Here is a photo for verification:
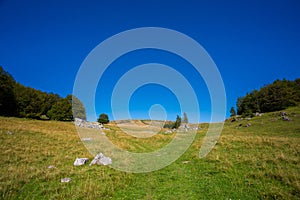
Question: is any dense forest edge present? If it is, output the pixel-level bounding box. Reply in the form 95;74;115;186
0;66;86;121
235;78;300;117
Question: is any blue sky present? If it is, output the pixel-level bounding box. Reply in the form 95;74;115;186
0;0;299;122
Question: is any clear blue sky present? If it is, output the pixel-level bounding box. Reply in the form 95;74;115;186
0;0;299;122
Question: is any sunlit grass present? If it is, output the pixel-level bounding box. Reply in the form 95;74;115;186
104;122;175;152
0;106;300;199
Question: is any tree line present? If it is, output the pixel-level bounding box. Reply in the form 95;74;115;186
0;66;86;121
235;78;300;117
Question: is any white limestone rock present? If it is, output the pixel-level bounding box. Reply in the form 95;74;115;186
89;153;112;166
73;158;89;166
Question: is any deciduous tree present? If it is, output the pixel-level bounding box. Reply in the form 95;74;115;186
98;113;109;124
0;66;17;116
183;112;188;123
230;107;236;117
47;98;73;121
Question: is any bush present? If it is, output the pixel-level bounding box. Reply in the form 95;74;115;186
98;113;109;124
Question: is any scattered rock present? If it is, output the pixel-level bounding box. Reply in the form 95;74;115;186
245;123;251;127
7;131;13;135
61;178;72;183
164;130;173;134
73;158;89;166
47;165;56;169
231;117;237;122
179;123;190;132
278;112;292;121
281;116;291;121
81;138;93;141
74;118;109;130
255;112;263;117
89;153;112;166
279;112;287;117
182;161;190;164
238;123;251;128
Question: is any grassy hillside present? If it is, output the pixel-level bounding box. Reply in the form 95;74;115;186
0;106;300;199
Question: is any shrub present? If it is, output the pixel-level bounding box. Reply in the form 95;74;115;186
98;113;109;124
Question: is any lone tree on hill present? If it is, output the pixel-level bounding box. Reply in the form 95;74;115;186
183;112;188;123
230;107;236;117
174;115;182;129
98;113;109;124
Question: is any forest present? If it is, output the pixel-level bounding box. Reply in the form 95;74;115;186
0;66;86;121
236;78;300;117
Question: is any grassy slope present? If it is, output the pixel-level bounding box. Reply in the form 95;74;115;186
0;106;299;199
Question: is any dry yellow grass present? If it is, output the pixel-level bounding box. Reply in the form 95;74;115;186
0;106;300;199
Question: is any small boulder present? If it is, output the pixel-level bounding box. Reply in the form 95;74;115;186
231;117;237;122
73;158;89;166
89;153;112;166
255;112;262;117
61;178;72;183
279;112;287;117
81;138;93;141
164;130;173;134
245;123;251;127
282;116;291;121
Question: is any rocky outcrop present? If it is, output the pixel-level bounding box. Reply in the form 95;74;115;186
279;112;292;121
74;118;109;130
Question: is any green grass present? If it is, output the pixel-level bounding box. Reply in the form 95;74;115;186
0;106;300;199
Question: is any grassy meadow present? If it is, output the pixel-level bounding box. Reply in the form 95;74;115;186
0;106;300;199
